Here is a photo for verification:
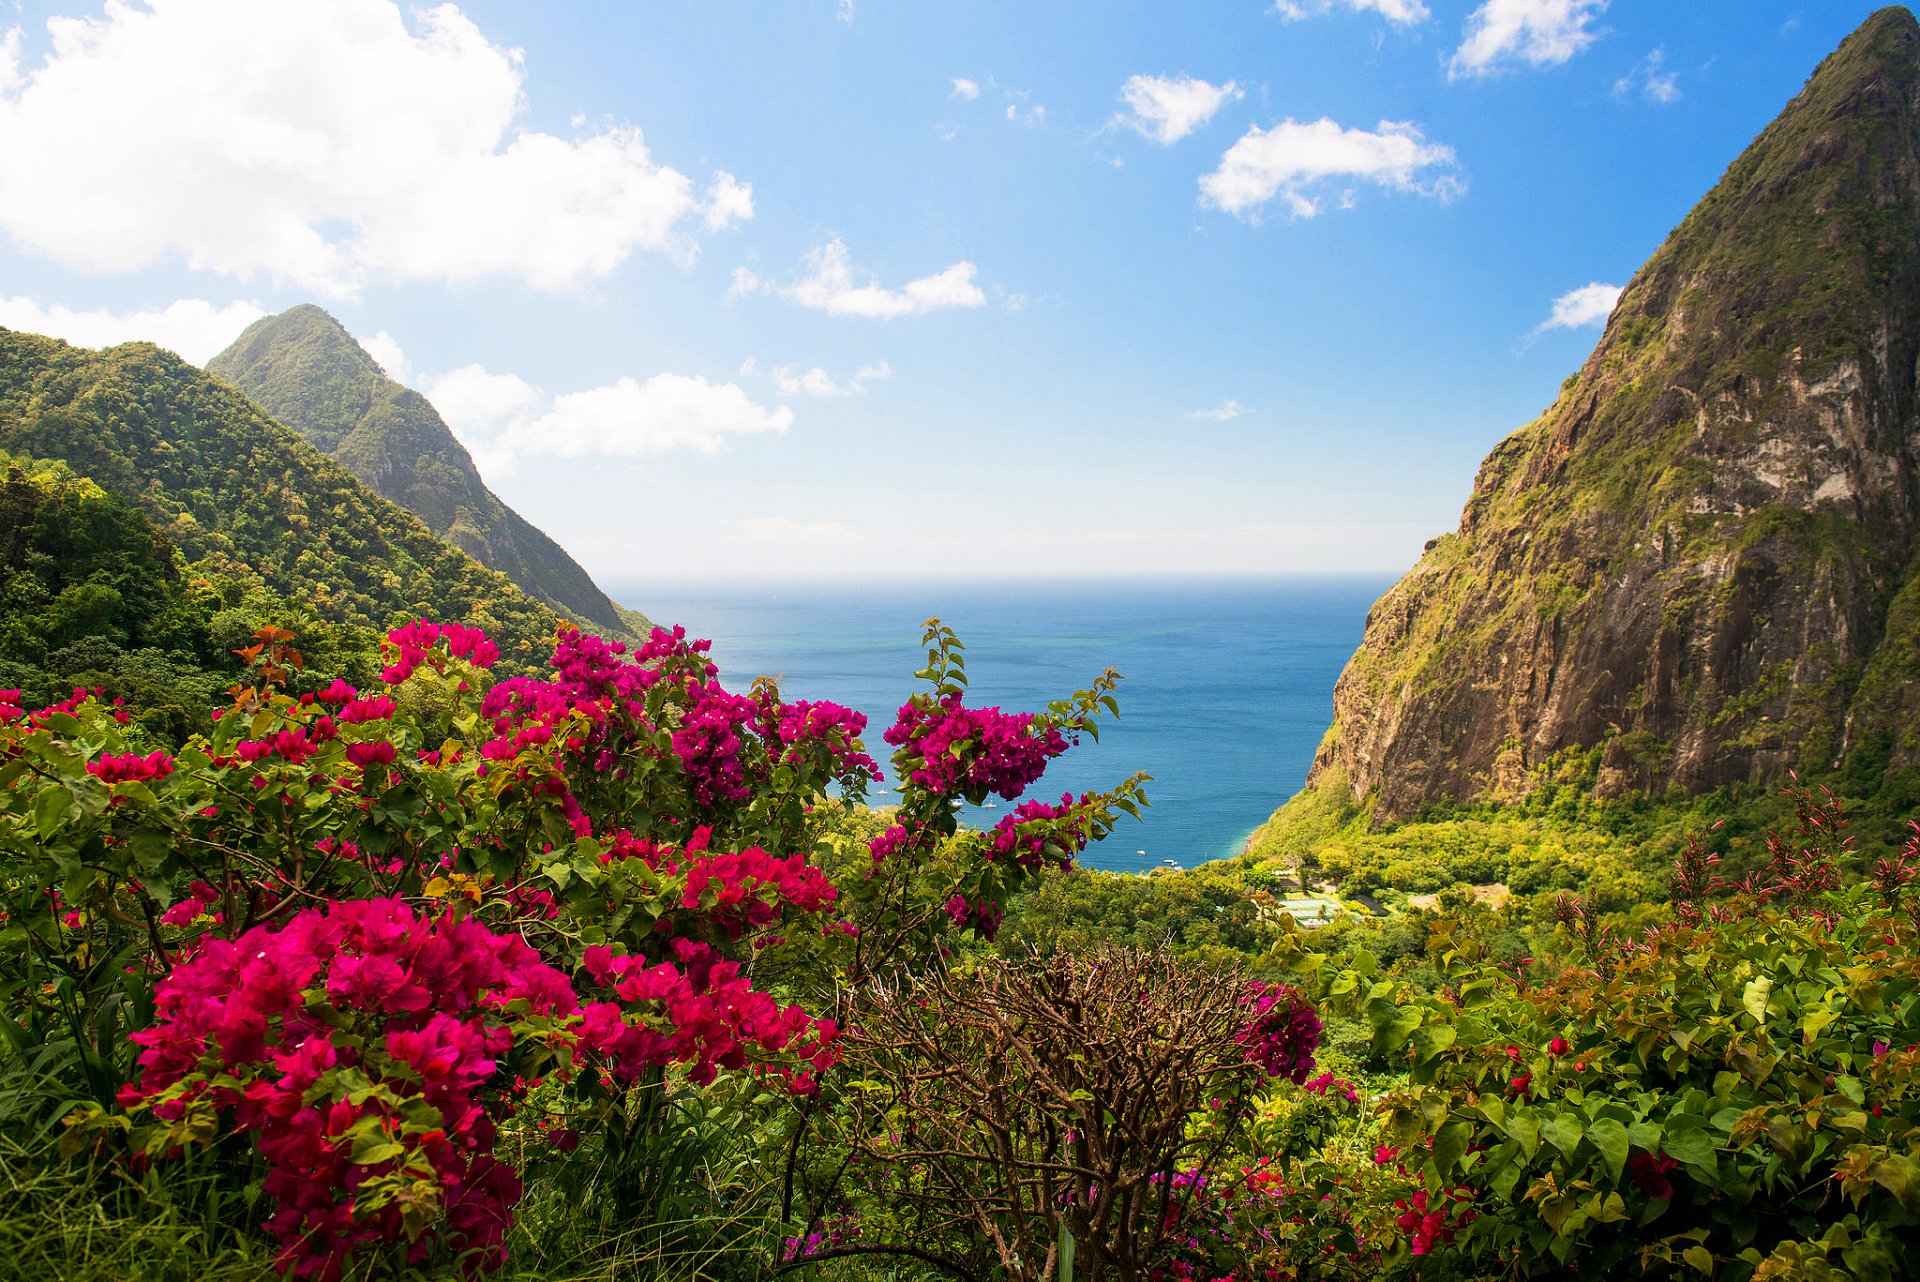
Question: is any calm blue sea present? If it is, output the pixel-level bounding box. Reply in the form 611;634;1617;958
602;577;1390;875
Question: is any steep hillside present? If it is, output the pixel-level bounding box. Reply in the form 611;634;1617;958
0;327;565;669
1284;7;1920;824
207;305;645;638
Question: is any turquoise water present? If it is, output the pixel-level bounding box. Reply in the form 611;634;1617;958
603;576;1390;874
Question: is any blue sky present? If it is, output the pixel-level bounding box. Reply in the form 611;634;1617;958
0;0;1892;585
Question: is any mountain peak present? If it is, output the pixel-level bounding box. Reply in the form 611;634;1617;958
208;307;644;638
1286;8;1920;824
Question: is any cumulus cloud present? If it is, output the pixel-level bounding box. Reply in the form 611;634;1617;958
0;0;749;295
1275;0;1430;25
1538;281;1622;331
950;76;980;100
1614;48;1680;103
0;295;263;364
1187;399;1248;421
1116;74;1242;145
0;26;20;94
701;173;755;231
772;361;892;397
356;330;414;384
423;363;790;475
745;239;987;319
1450;0;1607;79
1199;118;1461;220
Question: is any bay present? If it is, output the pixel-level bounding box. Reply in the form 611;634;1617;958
603;576;1390;874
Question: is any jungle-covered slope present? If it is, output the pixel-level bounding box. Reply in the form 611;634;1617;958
207;304;645;639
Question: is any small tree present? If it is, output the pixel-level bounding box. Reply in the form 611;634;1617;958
817;947;1321;1282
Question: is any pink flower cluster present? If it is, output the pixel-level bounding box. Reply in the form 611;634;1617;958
988;793;1095;869
157;880;223;929
943;892;1004;940
473;624;874;832
121;898;572;1278
234;728;324;766
883;693;1068;800
600;827;839;940
344;741;396;770
762;697;879;781
670;680;762;806
339;695;396;724
578;942;838;1092
122;892;839;1278
1393;1186;1475;1256
381;620;501;685
1301;1071;1359;1103
1234;983;1321;1084
87;750;176;784
6;685;128;730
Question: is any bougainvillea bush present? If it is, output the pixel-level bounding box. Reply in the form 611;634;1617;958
1309;788;1920;1281
0;616;1147;1277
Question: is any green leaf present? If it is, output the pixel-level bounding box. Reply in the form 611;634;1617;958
1872;1155;1920;1214
1801;1007;1839;1042
1683;1245;1714;1274
1541;1113;1585;1157
1433;1120;1472;1173
34;783;72;839
1661;1127;1718;1171
1587;1118;1629;1181
1742;976;1774;1024
1505;1111;1541;1159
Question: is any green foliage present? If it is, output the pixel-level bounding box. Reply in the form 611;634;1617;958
995;861;1294;965
1311;875;1920;1276
0;328;566;672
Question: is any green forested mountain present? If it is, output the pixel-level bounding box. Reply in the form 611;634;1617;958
1270;8;1920;829
0;327;568;676
207;305;646;638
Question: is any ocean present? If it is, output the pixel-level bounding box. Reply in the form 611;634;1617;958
603;576;1392;875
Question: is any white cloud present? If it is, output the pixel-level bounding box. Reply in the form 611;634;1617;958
1275;0;1430;26
1116;74;1242;145
837;0;854;22
0;295;263;364
424;364;545;441
1200;118;1461;220
0;26;20;95
727;265;763;299
1187;399;1248;421
356;330;413;384
1614;48;1679;103
737;516;854;543
702;173;754;231
1002;88;1046;126
950;77;980;100
750;239;987;319
0;0;749;295
772;361;892;397
423;363;790;475
1450;0;1607;79
1538;281;1622;331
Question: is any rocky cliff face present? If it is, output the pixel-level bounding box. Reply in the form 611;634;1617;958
208;306;645;638
1306;7;1920;823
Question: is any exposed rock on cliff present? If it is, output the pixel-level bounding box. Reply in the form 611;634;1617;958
1306;7;1920;823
